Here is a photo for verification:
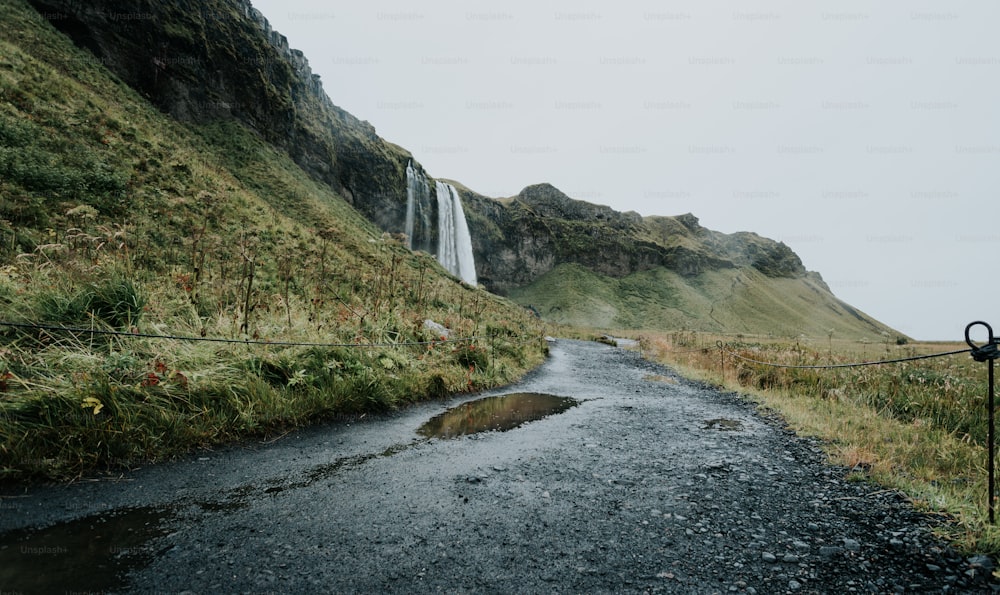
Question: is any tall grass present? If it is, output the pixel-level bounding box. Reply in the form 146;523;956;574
0;253;546;482
634;330;1000;553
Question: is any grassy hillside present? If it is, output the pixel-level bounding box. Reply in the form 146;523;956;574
0;0;545;481
511;263;898;341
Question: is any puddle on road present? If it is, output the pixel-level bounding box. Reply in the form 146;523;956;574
418;393;579;439
703;418;744;431
0;506;172;593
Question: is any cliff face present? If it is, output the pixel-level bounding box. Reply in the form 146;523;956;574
26;0;412;233
459;183;806;295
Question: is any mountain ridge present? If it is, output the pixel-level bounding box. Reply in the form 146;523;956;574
455;182;893;339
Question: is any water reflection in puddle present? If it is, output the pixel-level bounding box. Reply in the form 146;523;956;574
418;393;579;439
0;506;172;593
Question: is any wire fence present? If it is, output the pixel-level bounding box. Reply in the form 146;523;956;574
718;343;970;369
645;338;970;368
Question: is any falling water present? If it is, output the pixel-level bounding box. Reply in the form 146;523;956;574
404;161;432;252
435;181;477;285
449;184;478;285
405;161;416;249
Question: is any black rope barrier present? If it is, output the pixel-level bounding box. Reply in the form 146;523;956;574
718;343;968;370
656;345;711;355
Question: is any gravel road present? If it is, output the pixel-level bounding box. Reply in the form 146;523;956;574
1;339;996;594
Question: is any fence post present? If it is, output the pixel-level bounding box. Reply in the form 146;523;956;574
717;341;725;384
490;329;496;375
966;321;1000;524
991;357;996;525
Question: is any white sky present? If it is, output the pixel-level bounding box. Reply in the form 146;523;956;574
250;0;999;341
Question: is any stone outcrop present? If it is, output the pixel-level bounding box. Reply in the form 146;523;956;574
516;184;642;228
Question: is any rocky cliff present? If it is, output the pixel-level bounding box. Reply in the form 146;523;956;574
26;0;413;231
459;182;807;294
456;183;885;338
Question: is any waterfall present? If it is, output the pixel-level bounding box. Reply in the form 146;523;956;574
405;161;416;249
449;184;478;285
404;161;432;252
405;161;477;285
435;181;478;285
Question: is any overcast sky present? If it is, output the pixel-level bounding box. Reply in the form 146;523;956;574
250;0;998;341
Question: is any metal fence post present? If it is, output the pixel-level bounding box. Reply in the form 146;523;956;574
966;321;1000;524
991;357;996;525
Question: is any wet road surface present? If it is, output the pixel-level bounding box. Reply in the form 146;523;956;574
1;340;995;593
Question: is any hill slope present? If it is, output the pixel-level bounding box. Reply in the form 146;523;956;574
0;0;544;480
458;184;897;340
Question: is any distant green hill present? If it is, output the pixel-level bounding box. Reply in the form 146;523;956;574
509;264;892;340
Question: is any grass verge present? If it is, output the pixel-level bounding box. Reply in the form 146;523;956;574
0;259;547;482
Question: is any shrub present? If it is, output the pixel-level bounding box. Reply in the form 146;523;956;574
453;342;487;370
88;276;146;328
0;190;48;226
425;374;448;399
34;276;146;329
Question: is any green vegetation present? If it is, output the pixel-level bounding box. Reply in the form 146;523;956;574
511;263;895;341
0;0;545;481
635;331;1000;553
